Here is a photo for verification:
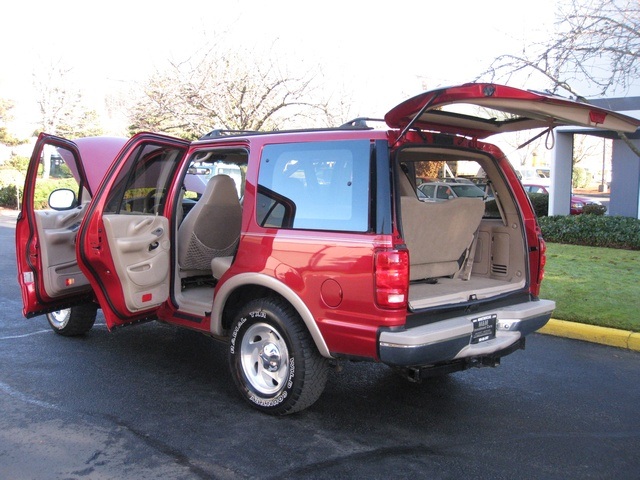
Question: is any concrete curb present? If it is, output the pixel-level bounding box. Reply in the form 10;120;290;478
539;319;640;352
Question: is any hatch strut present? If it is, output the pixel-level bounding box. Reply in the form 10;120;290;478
394;88;446;146
516;126;555;151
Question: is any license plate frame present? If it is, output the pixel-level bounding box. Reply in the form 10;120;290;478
471;314;497;344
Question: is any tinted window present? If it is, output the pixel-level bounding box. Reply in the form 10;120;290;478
257;140;371;232
104;144;185;215
419;184;435;198
436;186;451;199
450;184;486;198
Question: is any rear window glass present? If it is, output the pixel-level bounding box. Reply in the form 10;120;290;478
257;140;371;232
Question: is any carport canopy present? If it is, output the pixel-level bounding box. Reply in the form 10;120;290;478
551;96;640;218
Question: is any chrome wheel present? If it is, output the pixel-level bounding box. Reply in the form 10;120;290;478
239;322;289;396
229;297;328;415
45;304;97;336
47;308;71;330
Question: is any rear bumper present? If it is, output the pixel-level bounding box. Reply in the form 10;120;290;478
378;299;555;367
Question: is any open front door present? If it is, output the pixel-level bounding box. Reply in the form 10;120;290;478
16;134;96;318
77;134;189;329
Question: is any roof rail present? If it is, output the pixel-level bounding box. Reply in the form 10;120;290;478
199;129;262;140
197;120;384;140
339;118;385;129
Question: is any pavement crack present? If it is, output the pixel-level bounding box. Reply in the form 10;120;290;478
268;444;444;479
102;414;240;480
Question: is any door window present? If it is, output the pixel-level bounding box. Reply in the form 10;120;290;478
104;144;183;215
436;186;452;200
34;144;85;209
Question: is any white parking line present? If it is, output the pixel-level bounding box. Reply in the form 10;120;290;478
0;381;61;410
0;329;51;340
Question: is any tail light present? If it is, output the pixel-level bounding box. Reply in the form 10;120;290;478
374;248;409;309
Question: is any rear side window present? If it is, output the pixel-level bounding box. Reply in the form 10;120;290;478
256;140;371;232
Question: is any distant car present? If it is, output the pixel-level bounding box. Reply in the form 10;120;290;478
517;168;551;187
440;177;475;184
416;177;474;186
418;181;488;202
523;184;605;215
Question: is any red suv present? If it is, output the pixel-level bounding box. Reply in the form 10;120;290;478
16;84;640;414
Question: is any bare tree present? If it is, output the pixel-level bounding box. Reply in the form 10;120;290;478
482;0;639;100
34;60;74;136
479;0;640;155
128;47;344;140
0;98;23;146
33;60;103;177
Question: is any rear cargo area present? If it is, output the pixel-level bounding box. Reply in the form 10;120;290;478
397;147;528;311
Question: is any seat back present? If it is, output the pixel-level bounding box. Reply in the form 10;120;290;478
177;175;242;273
401;197;485;281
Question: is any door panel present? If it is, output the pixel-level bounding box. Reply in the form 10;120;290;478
34;203;91;298
102;214;170;312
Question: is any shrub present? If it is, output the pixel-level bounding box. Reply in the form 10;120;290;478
572;166;590;189
0;184;22;208
5;156;30;172
527;192;549;217
583;203;606;215
539;215;640;250
32;178;78;209
0;177;78;209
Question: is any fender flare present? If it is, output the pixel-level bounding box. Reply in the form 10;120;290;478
211;272;332;358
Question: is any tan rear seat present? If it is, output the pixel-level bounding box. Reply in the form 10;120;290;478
401;196;485;281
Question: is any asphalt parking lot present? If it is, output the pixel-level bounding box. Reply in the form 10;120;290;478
1;212;639;479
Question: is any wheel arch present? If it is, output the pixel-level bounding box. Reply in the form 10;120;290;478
211;273;332;358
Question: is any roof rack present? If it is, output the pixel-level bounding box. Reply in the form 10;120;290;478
198;119;384;141
339;118;386;129
199;129;262;140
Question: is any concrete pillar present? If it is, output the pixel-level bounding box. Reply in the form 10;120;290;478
549;131;573;216
609;137;640;218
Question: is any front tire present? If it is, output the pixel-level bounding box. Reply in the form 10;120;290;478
46;303;98;336
229;297;328;415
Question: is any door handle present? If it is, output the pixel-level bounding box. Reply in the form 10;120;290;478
148;241;159;251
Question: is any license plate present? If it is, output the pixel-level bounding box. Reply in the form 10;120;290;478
471;314;497;344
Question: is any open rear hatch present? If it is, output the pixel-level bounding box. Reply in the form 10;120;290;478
385;83;640;139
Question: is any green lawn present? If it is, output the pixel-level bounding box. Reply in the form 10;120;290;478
540;243;640;332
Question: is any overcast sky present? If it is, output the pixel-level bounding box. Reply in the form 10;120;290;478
3;0;556;136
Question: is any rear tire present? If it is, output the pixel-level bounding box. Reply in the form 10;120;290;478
228;297;328;415
46;303;98;336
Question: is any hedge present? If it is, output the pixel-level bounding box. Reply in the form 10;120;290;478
539;215;640;250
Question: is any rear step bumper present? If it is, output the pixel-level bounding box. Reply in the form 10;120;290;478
378;299;555;367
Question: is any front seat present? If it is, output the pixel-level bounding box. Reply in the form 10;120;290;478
177;174;242;277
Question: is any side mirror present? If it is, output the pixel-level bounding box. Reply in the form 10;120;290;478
49;188;77;210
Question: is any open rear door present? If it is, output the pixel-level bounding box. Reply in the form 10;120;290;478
385;83;640;139
16;134;95;317
76;133;189;329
